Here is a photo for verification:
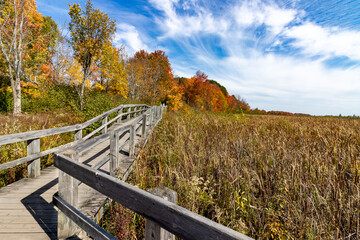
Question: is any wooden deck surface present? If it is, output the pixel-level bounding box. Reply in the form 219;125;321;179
0;118;146;239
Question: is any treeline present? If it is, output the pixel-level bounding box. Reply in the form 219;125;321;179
0;0;250;115
251;109;311;116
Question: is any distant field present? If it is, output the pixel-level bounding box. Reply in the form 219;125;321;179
103;110;360;239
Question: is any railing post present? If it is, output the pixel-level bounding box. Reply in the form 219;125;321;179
57;150;79;239
145;186;177;240
160;105;164;119
134;106;138;117
129;124;135;158
117;107;123;124
150;107;154;128
110;130;119;177
142;114;147;140
127;107;131;120
75;129;82;141
102;116;108;134
27;138;40;178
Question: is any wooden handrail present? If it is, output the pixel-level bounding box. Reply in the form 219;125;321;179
56;105;165;238
53;104;253;240
53;193;117;240
0;104;149;146
54;152;252;240
0;104;150;175
0;124;83;146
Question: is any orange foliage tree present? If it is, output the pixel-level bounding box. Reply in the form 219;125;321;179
127;50;175;104
175;71;250;112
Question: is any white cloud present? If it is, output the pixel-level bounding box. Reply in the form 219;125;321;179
210;53;360;115
149;0;229;37
148;0;360;115
114;23;149;53
284;22;360;60
233;1;297;35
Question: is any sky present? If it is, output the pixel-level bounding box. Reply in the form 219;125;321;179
36;0;360;116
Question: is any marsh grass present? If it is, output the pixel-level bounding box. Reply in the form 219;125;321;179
104;110;360;239
0;111;83;187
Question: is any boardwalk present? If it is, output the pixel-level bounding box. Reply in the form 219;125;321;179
0;118;145;239
0;105;251;240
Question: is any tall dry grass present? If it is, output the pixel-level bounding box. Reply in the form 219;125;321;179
104;110;360;239
0;111;83;187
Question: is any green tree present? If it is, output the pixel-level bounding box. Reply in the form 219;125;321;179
68;0;116;110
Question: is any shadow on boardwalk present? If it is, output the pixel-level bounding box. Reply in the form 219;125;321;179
21;178;58;240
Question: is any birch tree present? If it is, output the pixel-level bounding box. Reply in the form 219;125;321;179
0;0;35;114
0;0;57;114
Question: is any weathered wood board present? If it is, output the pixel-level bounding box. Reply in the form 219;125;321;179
0;116;147;239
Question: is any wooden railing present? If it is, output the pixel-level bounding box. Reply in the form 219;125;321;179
55;105;166;239
0;104;253;240
0;104;149;176
52;105;253;240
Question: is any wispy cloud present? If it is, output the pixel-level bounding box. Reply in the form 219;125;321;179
148;0;360;115
149;0;229;37
283;22;360;61
114;23;149;53
232;1;298;35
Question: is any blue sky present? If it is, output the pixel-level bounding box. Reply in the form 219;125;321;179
36;0;360;115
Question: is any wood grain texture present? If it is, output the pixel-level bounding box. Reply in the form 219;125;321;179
54;154;253;240
27;138;40;178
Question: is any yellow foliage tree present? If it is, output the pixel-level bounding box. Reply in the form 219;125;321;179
93;43;128;97
63;56;90;89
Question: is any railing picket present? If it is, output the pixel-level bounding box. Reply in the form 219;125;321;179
75;129;82;141
150;107;154;128
145;186;177;240
127;107;131;120
102;116;108;134
142;114;147;141
54;154;253;240
57;150;79;239
110;130;119;177
27;138;40;178
117;107;123;124
129;124;135;158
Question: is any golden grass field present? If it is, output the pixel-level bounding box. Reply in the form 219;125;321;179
103;110;359;240
1;109;359;239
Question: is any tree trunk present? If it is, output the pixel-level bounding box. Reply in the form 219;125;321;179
12;76;22;115
79;71;87;111
79;80;85;111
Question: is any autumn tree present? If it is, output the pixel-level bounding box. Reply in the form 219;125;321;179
127;50;174;104
126;54;142;100
48;36;70;84
0;0;56;114
68;0;116;110
92;43;128;97
176;71;250;112
24;16;59;85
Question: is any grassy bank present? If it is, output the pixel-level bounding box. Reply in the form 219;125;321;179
103;110;360;239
